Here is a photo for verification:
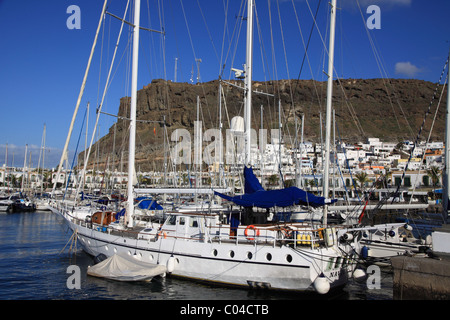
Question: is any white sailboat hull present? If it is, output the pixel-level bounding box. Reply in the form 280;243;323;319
52;205;355;292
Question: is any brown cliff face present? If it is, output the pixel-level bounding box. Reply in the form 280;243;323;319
78;78;446;171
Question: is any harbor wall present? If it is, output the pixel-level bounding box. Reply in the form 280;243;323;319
391;256;450;300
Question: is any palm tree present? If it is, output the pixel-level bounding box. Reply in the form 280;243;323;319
355;172;370;192
268;174;279;186
427;166;442;187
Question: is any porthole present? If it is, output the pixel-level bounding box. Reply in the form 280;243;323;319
149;254;154;261
229;250;235;258
286;254;293;263
247;252;253;260
212;249;218;257
128;250;132;256
113;247;117;253
266;253;272;261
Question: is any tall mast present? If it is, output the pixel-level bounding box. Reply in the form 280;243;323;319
42;124;46;194
127;0;141;228
244;0;254;166
21;144;28;192
443;48;450;223
52;0;108;197
322;0;337;226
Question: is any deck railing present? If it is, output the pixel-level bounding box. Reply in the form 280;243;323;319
51;201;343;250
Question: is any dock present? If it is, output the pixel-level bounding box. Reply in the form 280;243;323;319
391;224;450;300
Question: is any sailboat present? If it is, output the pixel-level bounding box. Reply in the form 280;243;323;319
51;0;362;293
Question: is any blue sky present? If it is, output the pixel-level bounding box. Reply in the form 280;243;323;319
0;0;449;168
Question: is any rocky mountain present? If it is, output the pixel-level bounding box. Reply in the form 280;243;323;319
78;78;447;171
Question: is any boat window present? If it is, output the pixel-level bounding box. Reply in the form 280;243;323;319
167;215;177;225
179;217;185;225
334;257;342;269
373;230;384;236
326;257;334;270
190;218;198;228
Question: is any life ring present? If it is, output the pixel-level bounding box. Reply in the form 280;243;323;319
244;225;260;241
158;230;167;239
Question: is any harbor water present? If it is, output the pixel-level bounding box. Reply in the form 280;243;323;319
0;211;394;301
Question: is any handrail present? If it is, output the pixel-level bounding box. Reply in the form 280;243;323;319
51;201;338;250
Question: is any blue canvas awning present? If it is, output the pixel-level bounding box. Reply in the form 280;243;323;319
215;166;335;209
215;186;335;208
135;197;163;210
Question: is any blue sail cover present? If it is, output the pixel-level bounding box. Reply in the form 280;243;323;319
215;166;335;208
135;197;163;210
244;166;264;194
215;187;335;208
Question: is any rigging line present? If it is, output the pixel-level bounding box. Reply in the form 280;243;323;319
152;0;171;120
253;4;277;135
178;2;213;127
404;76;447;226
156;0;167;79
97;10;106;110
219;0;230;76
292;0;321;85
275;0;296;147
64;107;88;201
290;0;323;114
355;0;411;134
226;0;246;83
179;0;198;64
301;0;365;137
167;0;182;79
197;0;220;65
324;3;366;135
77;0;130;197
334;77;365;136
254;5;271;83
267;0;279;96
335;118;361;203
105;10;165;34
392;56;449;203
221;0;245;80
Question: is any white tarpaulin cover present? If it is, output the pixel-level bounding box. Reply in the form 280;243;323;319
87;254;167;282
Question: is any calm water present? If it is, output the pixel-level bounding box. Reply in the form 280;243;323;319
0;211;393;301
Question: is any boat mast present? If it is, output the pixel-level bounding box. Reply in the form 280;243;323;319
443;48;450;223
244;0;254;166
21;144;28;192
41;124;46;194
127;0;141;228
52;0;108;197
322;0;337;226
